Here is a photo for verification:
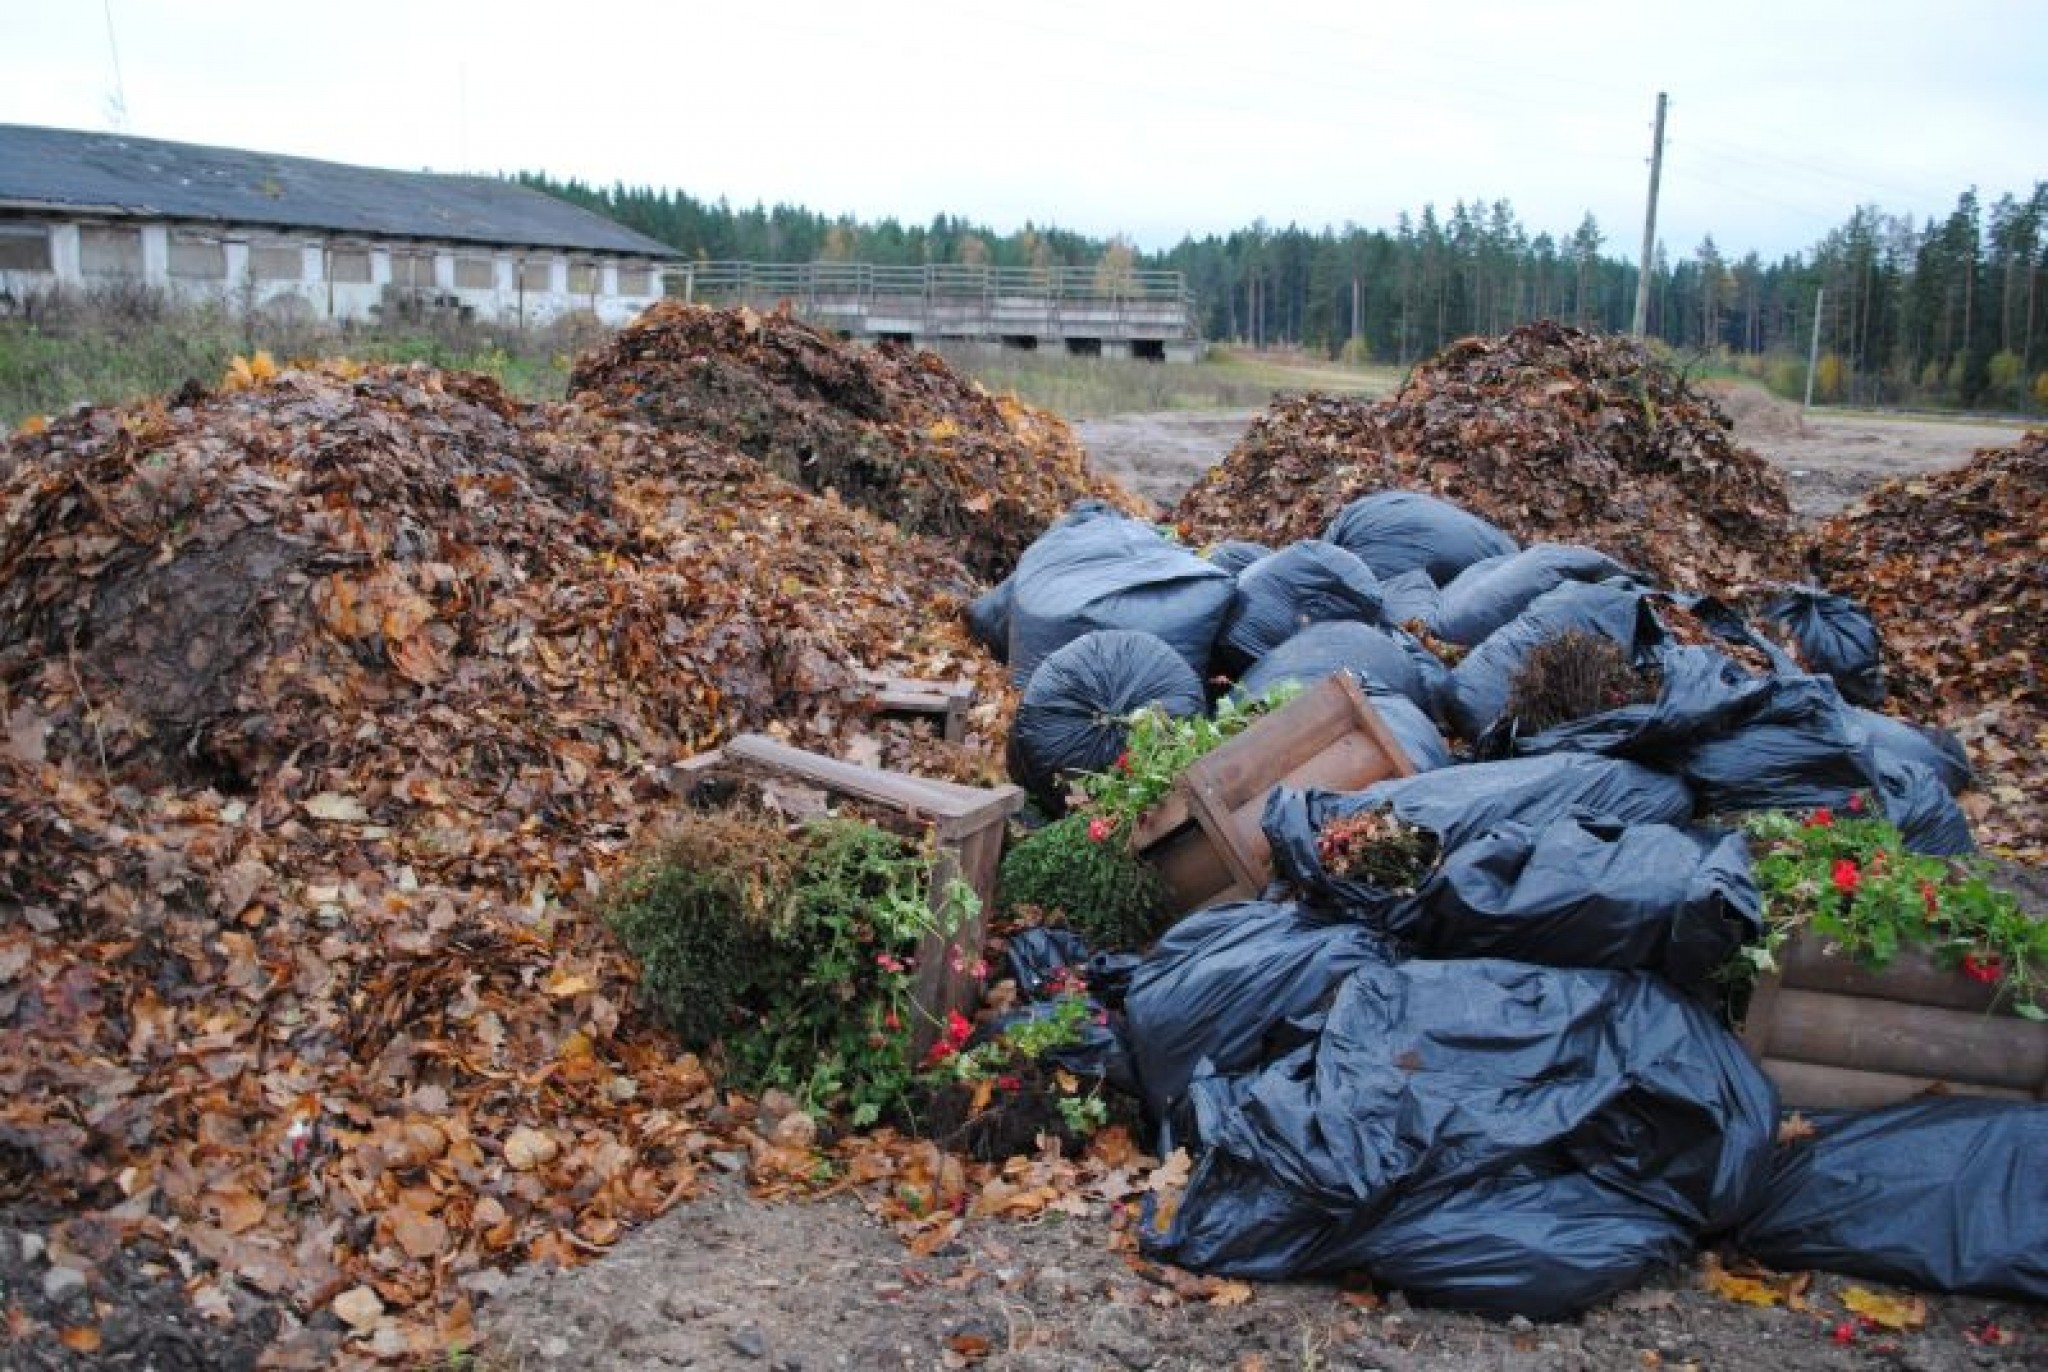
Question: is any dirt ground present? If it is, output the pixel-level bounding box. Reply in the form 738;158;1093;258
475;389;2048;1372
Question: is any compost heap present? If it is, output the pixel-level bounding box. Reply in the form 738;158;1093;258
1808;429;2048;861
1171;320;1799;589
0;343;1130;1360
570;300;1146;579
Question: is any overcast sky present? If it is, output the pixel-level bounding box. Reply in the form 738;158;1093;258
3;0;2042;265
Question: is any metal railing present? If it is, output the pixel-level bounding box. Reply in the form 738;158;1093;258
670;260;1198;339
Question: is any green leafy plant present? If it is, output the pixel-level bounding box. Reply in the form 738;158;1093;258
608;812;978;1127
1742;799;2046;1020
926;993;1113;1154
996;812;1168;949
1074;683;1300;838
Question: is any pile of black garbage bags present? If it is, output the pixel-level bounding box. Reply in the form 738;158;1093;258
979;490;2048;1319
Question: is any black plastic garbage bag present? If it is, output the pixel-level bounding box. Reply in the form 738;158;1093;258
1007;515;1236;686
1511;645;1782;762
1416;815;1760;989
1763;585;1885;707
966;574;1014;659
1008;630;1206;813
1433;544;1639;647
1377;568;1443;629
1237;620;1453;722
1852;707;1972;795
1873;754;1976;856
1123;901;1398;1119
1218;541;1385;671
1324;490;1520;584
1448;581;1662;740
1144;959;1779;1301
1004;926;1141;1009
1264;756;1694;920
1321;1171;1696;1320
1204;540;1272;576
1736;1100;2048;1302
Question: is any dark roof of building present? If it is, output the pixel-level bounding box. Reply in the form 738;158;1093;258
0;124;679;259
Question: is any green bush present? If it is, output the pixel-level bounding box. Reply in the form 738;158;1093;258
997;812;1168;950
608;811;977;1126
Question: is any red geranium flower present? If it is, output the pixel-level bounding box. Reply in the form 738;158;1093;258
1086;817;1114;843
1846;792;1866;814
1806;807;1834;828
1962;952;2004;984
1831;858;1860;897
1114;751;1132;773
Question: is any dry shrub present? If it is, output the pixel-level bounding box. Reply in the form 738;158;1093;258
1506;630;1657;732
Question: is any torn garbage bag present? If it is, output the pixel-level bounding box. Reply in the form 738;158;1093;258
1448;580;1662;740
1736;1099;2048;1302
1324;490;1519;584
1142;959;1778;1315
1236;619;1452;722
1432;543;1639;647
1006;514;1235;686
1217;540;1385;671
1123;901;1397;1120
1762;585;1885;707
1416;815;1760;989
1007;630;1205;814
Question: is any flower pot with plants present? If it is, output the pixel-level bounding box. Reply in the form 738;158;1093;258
1736;799;2048;1109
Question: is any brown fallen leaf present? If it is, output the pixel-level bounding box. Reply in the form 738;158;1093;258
59;1326;102;1354
331;1284;385;1331
1841;1285;1927;1331
1775;1112;1817;1145
502;1126;560;1172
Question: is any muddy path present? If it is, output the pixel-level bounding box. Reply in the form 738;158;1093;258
1076;392;2035;522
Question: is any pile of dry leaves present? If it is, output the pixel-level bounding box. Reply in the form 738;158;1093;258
0;342;1131;1362
570;301;1146;579
1807;430;2048;861
1171;320;1798;589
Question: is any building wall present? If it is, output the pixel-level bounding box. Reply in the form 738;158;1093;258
0;215;666;327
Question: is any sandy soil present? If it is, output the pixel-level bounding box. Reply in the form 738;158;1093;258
474;392;2048;1372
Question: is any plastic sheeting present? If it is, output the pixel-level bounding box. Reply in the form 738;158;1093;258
1323;490;1519;585
1006;515;1236;686
1432;544;1639;647
1763;585;1885;707
1143;958;1779;1317
1447;581;1661;740
1264;756;1695;920
1007;630;1206;813
1122;901;1397;1120
1236;620;1452;722
1218;540;1385;670
1417;815;1761;989
1736;1100;2048;1302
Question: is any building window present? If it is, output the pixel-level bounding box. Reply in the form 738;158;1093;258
566;261;597;295
250;244;304;281
326;248;372;284
389;251;436;288
169;231;226;279
79;225;145;276
518;258;553;292
454;257;495;290
616;264;654;296
0;223;52;272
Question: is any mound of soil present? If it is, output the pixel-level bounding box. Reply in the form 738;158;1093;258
0;356;1035;1363
1807;430;2048;860
570;301;1148;579
1172;321;1798;589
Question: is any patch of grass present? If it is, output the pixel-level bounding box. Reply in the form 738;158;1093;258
0;288;591;428
935;343;1397;418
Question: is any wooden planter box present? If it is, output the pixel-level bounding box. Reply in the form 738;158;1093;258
677;734;1022;1050
1129;672;1417;916
1741;933;2048;1109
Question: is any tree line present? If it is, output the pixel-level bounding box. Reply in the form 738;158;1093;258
522;172;2048;411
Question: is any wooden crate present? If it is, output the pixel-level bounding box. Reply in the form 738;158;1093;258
1129;673;1417;916
858;670;976;744
1741;934;2048;1109
678;734;1022;1046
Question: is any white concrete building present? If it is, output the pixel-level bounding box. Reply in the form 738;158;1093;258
0;124;678;327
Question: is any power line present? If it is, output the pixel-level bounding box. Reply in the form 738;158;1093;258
101;0;129;130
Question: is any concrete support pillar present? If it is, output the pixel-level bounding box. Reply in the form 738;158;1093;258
139;223;170;286
48;222;81;286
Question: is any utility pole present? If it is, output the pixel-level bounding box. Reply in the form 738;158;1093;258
1630;91;1667;339
1804;286;1825;410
